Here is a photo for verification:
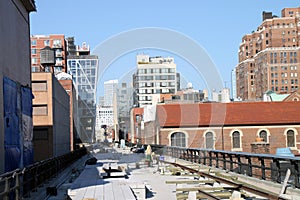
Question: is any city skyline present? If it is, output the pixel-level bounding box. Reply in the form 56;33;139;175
30;1;300;100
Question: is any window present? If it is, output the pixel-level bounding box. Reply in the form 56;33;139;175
53;39;61;47
205;132;214;149
171;132;186;147
232;131;241;148
31;58;37;64
31;40;36;46
259;130;268;142
33;128;48;140
287;130;295;147
44;40;50;46
32;81;47;91
31;49;37;55
33;105;48;115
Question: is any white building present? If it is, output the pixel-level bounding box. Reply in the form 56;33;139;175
212;88;231;103
133;54;179;107
104;79;118;106
95;105;114;142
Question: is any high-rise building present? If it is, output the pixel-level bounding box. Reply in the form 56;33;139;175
67;39;98;143
117;83;134;138
95;105;114;142
104;79;118;106
30;34;67;73
133;54;180;107
236;7;300;101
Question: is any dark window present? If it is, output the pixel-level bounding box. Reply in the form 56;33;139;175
287;130;295;147
232;131;241;148
259;130;268;142
205;132;214;149
171;132;186;147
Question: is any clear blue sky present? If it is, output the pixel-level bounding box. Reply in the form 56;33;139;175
30;1;300;99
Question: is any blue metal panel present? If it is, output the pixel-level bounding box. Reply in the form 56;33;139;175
21;86;34;167
3;77;21;172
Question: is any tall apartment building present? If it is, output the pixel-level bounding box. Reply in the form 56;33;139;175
67;38;98;143
104;79;118;106
117;83;134;137
236;7;300;101
30;34;67;73
32;73;70;162
133;54;180;107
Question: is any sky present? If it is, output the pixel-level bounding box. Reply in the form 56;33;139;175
30;1;300;100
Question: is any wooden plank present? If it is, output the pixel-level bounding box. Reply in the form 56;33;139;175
176;191;232;199
104;182;114;200
112;182;126;199
94;183;104;200
176;186;237;192
166;180;215;184
83;185;96;199
120;184;136;200
73;188;87;200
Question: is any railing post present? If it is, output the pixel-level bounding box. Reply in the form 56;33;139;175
15;172;20;200
229;154;233;171
203;150;207;165
274;159;281;183
237;155;242;174
209;151;212;167
3;177;10;200
247;156;252;177
215;152;219;168
222;153;226;170
260;157;266;180
196;150;200;164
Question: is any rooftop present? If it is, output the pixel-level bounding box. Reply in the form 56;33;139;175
157;101;300;127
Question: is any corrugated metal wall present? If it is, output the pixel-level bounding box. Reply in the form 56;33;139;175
4;77;33;172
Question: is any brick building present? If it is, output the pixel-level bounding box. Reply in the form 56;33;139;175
31;34;67;73
236;7;300;101
154;101;300;155
32;73;70;162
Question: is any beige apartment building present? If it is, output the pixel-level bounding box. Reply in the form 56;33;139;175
236;7;300;100
32;73;70;162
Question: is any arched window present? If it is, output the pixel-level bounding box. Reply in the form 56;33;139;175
259;130;268;142
287;130;295;147
205;132;214;149
232;131;241;148
171;132;186;147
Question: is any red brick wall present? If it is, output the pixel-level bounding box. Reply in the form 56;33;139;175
159;126;300;155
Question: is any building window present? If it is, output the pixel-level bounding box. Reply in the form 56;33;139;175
44;40;50;46
259;130;268;142
232;131;241;149
31;40;37;46
31;58;37;64
170;132;186;147
33;105;48;115
205;132;214;149
32;81;47;91
287;130;295;148
53;39;62;48
33;128;48;140
31;49;37;55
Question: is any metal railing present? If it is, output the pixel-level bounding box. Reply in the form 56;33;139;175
161;146;300;189
0;147;87;199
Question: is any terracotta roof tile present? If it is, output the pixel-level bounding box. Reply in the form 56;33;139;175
157;101;300;127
